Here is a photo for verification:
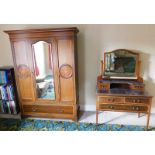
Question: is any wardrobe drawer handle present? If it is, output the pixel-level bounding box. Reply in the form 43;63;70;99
56;109;64;113
32;108;37;112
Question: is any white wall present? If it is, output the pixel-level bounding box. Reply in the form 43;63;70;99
0;24;155;113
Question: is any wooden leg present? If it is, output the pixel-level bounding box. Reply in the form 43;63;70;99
96;110;98;125
72;116;78;122
146;112;151;131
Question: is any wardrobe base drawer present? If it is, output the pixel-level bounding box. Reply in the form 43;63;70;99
22;105;73;114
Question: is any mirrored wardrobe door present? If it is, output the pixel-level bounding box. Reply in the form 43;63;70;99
32;41;56;100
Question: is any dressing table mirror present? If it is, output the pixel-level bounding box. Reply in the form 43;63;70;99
104;49;139;79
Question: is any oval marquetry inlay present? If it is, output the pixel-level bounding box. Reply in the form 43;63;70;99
59;64;73;79
17;64;31;78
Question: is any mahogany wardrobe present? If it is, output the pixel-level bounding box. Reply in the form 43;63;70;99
5;27;79;121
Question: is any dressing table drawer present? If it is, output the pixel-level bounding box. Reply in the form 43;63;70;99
125;97;150;104
98;96;124;103
23;105;73;114
99;104;148;112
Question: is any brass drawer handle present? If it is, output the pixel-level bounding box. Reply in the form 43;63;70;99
132;106;139;110
136;107;139;110
56;109;64;113
132;107;135;110
109;105;114;109
32;108;37;112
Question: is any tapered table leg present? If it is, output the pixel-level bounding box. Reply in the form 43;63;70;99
96;110;98;125
146;112;151;131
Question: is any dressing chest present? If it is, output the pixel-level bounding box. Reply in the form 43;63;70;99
96;49;152;130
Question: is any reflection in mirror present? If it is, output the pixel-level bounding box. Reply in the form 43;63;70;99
32;41;55;100
104;50;138;78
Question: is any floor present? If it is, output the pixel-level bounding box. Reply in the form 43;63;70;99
44;111;155;127
0;111;155;131
79;111;155;127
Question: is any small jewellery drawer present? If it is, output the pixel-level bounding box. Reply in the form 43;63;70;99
23;105;73;114
99;104;148;112
130;84;145;90
97;82;110;91
125;97;149;104
98;96;124;103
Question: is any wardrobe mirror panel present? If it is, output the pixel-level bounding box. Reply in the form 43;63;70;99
32;41;55;100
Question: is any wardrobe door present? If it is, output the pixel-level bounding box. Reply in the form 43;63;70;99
57;38;75;103
12;41;35;102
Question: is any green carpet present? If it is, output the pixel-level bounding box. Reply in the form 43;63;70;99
0;118;155;131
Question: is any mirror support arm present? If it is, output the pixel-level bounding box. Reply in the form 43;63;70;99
137;60;143;82
100;60;104;76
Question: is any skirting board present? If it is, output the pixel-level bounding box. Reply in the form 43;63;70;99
80;104;155;114
80;104;96;111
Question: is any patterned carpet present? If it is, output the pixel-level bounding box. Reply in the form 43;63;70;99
0;118;155;131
